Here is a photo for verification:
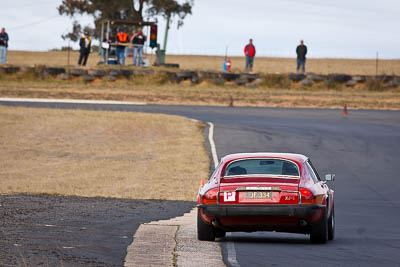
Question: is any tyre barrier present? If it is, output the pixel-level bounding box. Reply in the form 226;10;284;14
88;69;107;77
0;66;20;74
307;73;325;82
0;65;398;89
327;74;352;83
221;72;240;81
69;68;86;76
177;71;197;80
198;71;219;80
109;69;123;77
45;67;65;76
288;73;306;81
240;73;259;82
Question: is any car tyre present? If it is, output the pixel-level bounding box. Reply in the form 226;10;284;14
310;209;328;244
197;209;216;241
215;228;226;238
328;205;335;241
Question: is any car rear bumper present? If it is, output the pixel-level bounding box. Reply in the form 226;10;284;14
197;204;325;217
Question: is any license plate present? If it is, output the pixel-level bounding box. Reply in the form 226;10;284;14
246;191;272;199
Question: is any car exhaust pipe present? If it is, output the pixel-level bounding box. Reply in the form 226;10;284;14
211;218;219;228
212;218;228;231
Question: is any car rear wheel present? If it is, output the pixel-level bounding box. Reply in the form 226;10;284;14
197;209;216;241
328;206;335;241
215;228;226;238
310;209;328;244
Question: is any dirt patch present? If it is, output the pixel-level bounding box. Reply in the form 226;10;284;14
0;106;209;201
0;194;194;266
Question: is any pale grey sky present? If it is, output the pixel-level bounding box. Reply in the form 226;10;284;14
1;0;399;58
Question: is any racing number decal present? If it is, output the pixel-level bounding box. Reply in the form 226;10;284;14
224;191;236;202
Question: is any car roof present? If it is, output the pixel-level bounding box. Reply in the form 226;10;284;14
220;153;308;164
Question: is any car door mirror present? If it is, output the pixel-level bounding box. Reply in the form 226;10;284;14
325;174;335;181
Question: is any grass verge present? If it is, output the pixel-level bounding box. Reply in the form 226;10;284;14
0;106;209;201
0;76;399;110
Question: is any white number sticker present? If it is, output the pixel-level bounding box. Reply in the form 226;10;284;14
224;191;236;202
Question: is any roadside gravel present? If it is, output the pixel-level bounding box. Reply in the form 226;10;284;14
0;194;194;266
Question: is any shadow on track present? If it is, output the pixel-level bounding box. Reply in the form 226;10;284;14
221;232;311;245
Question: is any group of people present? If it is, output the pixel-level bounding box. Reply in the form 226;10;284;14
3;24;309;73
78;27;147;67
101;28;147;66
0;28;9;64
243;39;308;73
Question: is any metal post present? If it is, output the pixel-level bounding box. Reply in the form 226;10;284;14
376;51;379;76
67;40;70;75
163;13;171;51
100;22;104;63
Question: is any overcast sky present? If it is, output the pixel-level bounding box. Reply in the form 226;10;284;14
1;0;399;58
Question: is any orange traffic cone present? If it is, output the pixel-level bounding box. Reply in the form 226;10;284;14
342;104;348;116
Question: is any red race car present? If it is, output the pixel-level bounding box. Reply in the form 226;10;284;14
197;153;335;243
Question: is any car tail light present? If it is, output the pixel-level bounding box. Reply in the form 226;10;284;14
300;188;316;204
202;188;218;204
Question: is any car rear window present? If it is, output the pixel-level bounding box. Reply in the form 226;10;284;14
224;159;299;177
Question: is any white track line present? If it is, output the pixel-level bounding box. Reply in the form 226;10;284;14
208;122;219;168
207;122;240;267
0;97;146;105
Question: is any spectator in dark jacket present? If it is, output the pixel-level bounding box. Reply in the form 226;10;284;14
296;40;307;73
78;32;91;66
244;39;256;72
0;27;9;64
130;27;146;66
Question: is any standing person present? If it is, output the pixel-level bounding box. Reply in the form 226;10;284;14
296;40;308;73
0;28;9;64
78;31;91;66
130;27;146;66
116;30;128;65
244;39;256;72
102;32;112;64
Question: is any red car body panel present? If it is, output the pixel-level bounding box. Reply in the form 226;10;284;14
197;153;334;235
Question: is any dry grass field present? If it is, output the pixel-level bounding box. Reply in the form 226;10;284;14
7;50;400;75
0;106;209;201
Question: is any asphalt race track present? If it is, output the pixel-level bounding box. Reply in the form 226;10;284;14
1;100;400;266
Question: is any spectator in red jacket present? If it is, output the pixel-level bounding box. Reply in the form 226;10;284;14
244;39;256;72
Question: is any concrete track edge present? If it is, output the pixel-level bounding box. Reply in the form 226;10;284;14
124;122;226;266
